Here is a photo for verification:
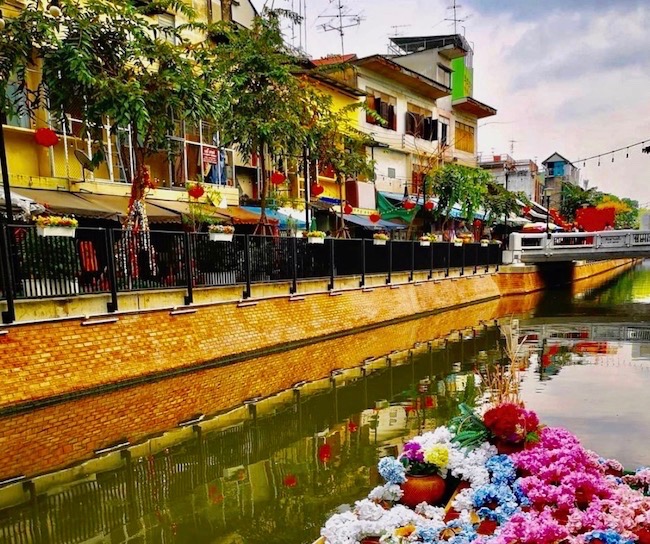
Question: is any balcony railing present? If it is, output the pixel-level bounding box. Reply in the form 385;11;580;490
0;225;502;321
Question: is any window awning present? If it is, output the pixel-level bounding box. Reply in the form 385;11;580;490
13;188;119;219
75;194;181;223
343;213;406;230
223;206;274;225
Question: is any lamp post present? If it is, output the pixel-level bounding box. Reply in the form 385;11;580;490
0;109;16;323
543;187;553;240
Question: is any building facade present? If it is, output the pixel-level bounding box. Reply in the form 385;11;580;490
542;152;581;209
479;154;543;202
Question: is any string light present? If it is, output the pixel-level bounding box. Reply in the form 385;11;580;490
597;157;600;166
626;148;629;158
611;154;614;163
573;137;650;165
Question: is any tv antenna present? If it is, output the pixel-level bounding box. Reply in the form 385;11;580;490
445;0;467;34
509;139;517;155
318;0;362;56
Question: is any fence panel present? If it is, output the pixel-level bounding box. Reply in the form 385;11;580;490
296;237;330;279
332;238;363;276
191;232;244;287
364;239;390;274
390;241;412;273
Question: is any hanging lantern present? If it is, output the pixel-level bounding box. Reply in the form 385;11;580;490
424;199;435;211
318;443;332;463
187;183;205;199
369;212;381;223
270;171;286;185
403;199;416;210
343;202;353;215
34;127;60;147
311;183;325;196
283;474;298;487
348;421;358;433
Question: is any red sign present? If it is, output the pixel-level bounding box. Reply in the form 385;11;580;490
202;146;218;165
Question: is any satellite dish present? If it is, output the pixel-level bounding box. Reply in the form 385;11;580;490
74;149;96;183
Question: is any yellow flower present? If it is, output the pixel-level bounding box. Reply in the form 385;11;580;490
423;444;449;469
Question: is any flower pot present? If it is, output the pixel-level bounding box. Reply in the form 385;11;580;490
308;237;325;244
373;239;387;246
209;232;234;242
399;474;446;508
480;240;489;247
37;226;76;238
419;241;431;247
453;240;463;247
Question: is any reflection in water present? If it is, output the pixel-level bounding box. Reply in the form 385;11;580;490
0;330;502;544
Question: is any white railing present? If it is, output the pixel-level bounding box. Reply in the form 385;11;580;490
503;229;650;264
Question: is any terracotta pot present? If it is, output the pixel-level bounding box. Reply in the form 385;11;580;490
493;439;525;455
400;474;446;508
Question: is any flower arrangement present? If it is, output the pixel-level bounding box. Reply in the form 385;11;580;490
419;233;435;242
208;223;235;234
319;404;650;544
33;215;78;228
306;230;327;238
373;232;390;241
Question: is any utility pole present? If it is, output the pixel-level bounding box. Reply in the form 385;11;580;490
318;0;362;56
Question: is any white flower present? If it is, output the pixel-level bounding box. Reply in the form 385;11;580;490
368;484;404;502
355;499;387;521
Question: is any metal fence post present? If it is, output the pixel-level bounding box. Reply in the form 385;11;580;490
484;243;489;273
446;242;450;277
386;240;392;284
460;243;465;276
0;223;15;324
428;242;434;280
474;244;478;274
359;238;366;287
105;228;119;313
409;240;414;282
183;231;194;305
243;234;251;299
328;238;335;291
290;236;297;294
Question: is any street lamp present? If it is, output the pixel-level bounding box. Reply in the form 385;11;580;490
543;187;553;239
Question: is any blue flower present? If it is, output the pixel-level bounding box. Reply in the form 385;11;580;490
485;455;517;485
414;526;438;543
377;456;406;485
584;529;634;544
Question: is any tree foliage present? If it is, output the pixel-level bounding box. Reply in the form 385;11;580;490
428;164;491;224
560;182;602;222
483;182;528;226
597;195;639;229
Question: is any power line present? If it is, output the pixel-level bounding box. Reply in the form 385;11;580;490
574;138;650;166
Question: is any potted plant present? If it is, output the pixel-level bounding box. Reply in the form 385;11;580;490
373;232;390;246
419;233;435;247
208;223;235;242
481;238;490;247
396;440;450;508
306;230;326;244
453;237;464;247
33;215;78;238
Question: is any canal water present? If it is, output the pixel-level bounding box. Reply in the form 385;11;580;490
1;262;649;544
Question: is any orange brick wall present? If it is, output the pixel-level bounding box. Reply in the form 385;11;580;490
0;294;541;479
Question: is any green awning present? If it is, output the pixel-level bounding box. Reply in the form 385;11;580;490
376;191;419;222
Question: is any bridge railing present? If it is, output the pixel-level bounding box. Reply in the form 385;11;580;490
504;229;647;264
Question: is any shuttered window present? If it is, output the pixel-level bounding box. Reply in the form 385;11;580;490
365;88;397;131
455;121;475;153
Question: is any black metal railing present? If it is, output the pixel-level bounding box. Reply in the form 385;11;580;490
0;225;503;321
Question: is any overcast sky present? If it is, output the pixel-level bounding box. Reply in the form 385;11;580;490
254;0;650;205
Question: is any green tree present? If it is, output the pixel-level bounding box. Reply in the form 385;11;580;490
428;164;491;227
560;182;601;222
0;0;221;230
208;9;324;234
483;182;528;228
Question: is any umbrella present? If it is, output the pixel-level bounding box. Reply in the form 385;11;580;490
521;221;561;233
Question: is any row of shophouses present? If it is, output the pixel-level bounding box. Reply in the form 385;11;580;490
3;0;500;234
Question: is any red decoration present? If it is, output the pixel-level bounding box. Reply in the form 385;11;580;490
187;184;205;199
311;183;325;196
369;212;381;223
34;128;59;147
424;200;435;211
403;199;416;210
347;421;358;433
270;171;286;185
343;202;353;215
522;206;531;215
318;443;332;463
283;474;298;487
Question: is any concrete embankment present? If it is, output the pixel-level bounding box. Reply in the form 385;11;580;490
0;259;636;414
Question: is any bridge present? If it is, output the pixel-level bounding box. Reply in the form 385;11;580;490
518;321;650;345
502;229;650;264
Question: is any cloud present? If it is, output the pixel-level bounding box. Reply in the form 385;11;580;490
465;0;647;20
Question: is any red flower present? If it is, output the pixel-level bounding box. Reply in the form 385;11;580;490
483;403;539;444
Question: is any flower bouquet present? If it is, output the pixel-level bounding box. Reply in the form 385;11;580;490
208;223;235;242
373;232;389;245
33;215;78;237
419;233;435;247
307;230;326;244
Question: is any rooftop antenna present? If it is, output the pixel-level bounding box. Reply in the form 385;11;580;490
318;0;362;56
509;139;517;155
445;0;467;34
387;24;411;53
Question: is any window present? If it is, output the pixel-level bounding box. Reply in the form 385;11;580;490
4;82;31;129
387;167;396;178
365;87;397;131
455;121;475;153
157;13;176;45
439;119;449;146
405;103;437;141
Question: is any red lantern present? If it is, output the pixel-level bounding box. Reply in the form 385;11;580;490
187;184;205;199
403;199;416;210
343;202;353;215
283;474;298;487
424;200;435;211
34;127;59;147
369;212;381;223
318;443;332;463
311;183;325;196
348;421;358;433
270;171;286;185
522;206;531;215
